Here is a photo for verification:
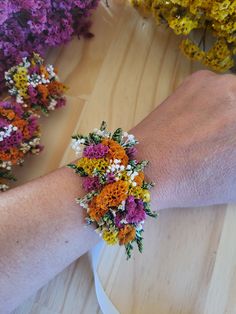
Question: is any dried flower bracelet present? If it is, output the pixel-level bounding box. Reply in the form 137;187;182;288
5;53;67;115
0;53;67;191
68;122;157;259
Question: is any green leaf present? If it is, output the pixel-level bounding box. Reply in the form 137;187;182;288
142;181;155;190
89;133;102;144
112;127;123;143
136;160;149;171
0;170;16;181
71;135;90;145
75;167;88;177
100;121;107;131
125;242;133;260
67;163;77;170
144;202;158;218
136;237;143;253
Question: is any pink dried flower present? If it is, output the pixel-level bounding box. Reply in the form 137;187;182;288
83;143;109;159
125;196;146;224
126;147;137;160
83;176;101;192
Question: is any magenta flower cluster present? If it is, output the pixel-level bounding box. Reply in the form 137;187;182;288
83;143;109;159
82;176;101;192
0;0;100;89
115;195;146;227
126;147;137;160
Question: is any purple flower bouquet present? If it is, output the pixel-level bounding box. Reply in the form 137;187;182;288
0;0;99;89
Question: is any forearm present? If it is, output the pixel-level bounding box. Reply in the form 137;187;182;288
0;121;169;313
0;167;100;313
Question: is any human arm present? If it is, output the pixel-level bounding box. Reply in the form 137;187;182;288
1;70;236;312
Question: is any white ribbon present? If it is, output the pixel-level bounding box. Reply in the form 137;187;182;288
90;242;120;314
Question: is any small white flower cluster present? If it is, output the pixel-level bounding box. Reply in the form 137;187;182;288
106;159;125;181
21;57;31;69
27;73;50;88
0;184;9;192
20;137;41;154
71;138;86;156
77;191;97;210
46;65;57;80
0;124;17;142
16;94;24;104
93;128;110;138
106;159;139;187
126;165;139;187
0;160;12;171
122;132;137;146
118;200;126;210
48;99;57;111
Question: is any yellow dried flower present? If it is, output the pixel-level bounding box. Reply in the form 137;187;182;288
102;230;118;245
130;0;236;72
180;38;205;61
77;157;109;175
129;185;150;201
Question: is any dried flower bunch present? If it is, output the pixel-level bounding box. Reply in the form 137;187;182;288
5;53;67;115
0;100;42;191
69;122;157;259
0;53;67;191
130;0;236;72
0;0;99;89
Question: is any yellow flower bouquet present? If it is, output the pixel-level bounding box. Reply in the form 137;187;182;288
130;0;236;72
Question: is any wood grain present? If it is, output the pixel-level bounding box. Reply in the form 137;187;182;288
11;1;234;314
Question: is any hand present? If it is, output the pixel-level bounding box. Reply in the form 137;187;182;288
132;70;236;209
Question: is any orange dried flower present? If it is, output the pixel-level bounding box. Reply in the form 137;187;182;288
7;148;24;164
118;225;136;245
99;180;128;208
88;196;109;222
37;84;49;103
12;119;27;131
0;152;10;161
23;128;30;139
6;110;15;120
47;81;67;95
134;171;144;186
102;138;128;166
40;65;49;79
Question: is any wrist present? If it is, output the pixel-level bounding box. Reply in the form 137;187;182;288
131;122;173;210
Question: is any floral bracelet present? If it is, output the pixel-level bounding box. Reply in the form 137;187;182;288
0;53;67;191
68;122;157;259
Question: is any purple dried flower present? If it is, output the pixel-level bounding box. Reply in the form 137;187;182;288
126;147;137;160
125;196;146;224
83;143;109;159
115;212;126;229
0;0;100;89
106;172;116;184
82;176;101;192
56;98;66;108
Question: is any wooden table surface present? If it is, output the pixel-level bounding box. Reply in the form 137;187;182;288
11;1;236;314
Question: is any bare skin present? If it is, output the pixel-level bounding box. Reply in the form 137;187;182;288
1;70;236;312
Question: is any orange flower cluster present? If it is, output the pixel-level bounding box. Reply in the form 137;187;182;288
89;180;129;221
102;138;129;166
134;171;144;186
0;148;24;165
118;225;136;245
